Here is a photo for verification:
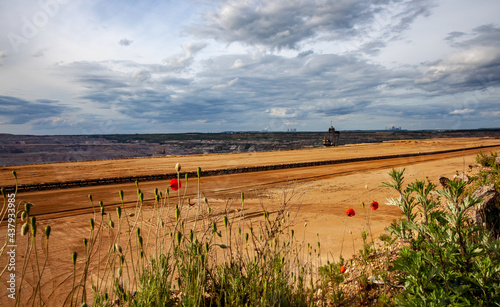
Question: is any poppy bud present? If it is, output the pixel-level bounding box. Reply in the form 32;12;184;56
115;243;123;254
119;190;124;201
30;217;37;237
21;222;29;236
197;167;201;178
25;203;33;215
175;163;181;172
72;252;77;265
116;207;122;219
45;226;51;239
175;206;180;221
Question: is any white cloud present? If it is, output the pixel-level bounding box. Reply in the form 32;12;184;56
450;108;474;115
163;42;208;71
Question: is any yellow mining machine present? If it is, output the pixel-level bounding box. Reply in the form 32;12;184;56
322;122;339;146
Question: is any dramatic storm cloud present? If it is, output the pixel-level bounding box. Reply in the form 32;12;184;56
0;0;499;134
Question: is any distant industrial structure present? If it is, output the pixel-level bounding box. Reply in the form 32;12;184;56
322;122;340;146
387;125;402;131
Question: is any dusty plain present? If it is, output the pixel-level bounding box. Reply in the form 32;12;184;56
1;137;500;306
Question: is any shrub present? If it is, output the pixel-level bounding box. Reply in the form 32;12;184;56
384;168;500;306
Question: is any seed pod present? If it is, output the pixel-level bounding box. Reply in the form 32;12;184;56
116;207;122;219
12;170;17;179
241;192;244;202
21;211;27;221
154;188;158;196
45;226;51;239
88;194;93;202
21;222;29;236
197;167;201;178
138;236;143;248
119;190;124;201
245;233;249;243
109;220;114;228
176;232;182;245
83;238;88;248
99;201;103;208
136;228;141;237
72;252;77;265
175;163;181;172
90;218;95;231
290;229;294;239
223;216;228;229
139;192;144;203
185;173;188;182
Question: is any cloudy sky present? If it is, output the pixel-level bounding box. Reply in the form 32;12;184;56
1;0;499;134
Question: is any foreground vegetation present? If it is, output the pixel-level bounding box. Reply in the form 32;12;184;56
1;152;499;306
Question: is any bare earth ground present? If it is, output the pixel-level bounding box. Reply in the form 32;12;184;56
1;137;500;306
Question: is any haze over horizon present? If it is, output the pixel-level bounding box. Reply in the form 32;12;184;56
1;0;499;135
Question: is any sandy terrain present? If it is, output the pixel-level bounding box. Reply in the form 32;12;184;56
1;137;500;306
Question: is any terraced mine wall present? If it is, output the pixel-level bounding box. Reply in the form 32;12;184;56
3;144;499;193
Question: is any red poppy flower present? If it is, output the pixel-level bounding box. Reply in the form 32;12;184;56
340;266;346;274
345;208;355;217
170;178;181;191
370;201;379;210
